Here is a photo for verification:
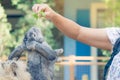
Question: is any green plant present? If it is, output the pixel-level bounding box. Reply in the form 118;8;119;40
0;3;14;56
104;0;120;27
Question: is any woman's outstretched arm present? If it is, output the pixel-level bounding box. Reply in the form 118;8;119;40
32;4;112;50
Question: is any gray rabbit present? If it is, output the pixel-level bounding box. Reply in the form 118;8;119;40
8;27;63;80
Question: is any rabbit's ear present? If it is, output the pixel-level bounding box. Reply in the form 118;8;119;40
55;48;64;56
11;62;18;71
10;62;18;76
23;33;28;44
1;63;5;69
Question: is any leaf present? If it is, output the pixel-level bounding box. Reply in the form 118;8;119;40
39;11;46;17
33;13;39;19
33;11;45;19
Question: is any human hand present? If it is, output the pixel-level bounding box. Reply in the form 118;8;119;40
32;4;56;20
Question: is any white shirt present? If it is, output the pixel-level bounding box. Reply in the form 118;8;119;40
106;28;120;80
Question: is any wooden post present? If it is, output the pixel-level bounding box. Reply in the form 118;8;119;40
69;55;75;80
82;74;88;80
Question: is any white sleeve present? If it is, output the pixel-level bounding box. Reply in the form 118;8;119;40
106;28;120;46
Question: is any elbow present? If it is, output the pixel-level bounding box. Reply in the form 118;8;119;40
104;42;112;51
106;45;112;51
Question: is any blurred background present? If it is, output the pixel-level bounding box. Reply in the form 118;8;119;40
0;0;120;80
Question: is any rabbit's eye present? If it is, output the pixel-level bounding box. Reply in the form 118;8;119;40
33;34;36;37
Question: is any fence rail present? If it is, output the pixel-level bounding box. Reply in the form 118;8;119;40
56;55;109;80
0;55;109;80
56;55;109;66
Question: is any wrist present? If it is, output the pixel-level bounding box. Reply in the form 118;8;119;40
49;11;59;21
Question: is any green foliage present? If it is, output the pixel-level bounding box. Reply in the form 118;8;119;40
103;0;120;27
11;0;58;48
0;4;14;56
12;0;55;12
